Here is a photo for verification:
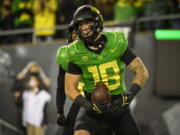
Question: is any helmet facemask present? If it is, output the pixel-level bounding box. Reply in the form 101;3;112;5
75;19;100;45
72;5;103;45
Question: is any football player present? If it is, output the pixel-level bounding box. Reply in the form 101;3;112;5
56;22;113;135
65;5;149;135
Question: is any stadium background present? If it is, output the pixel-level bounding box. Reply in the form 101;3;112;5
0;0;180;135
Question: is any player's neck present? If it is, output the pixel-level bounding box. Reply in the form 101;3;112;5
86;35;106;51
88;44;103;50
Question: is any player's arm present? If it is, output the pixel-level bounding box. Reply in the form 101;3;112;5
110;48;149;112
65;73;81;100
65;62;104;114
56;65;66;126
128;57;149;88
56;65;66;114
65;63;92;111
122;48;149;96
65;62;82;100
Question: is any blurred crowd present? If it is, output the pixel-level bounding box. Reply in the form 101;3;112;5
11;61;51;135
0;0;180;45
1;47;52;135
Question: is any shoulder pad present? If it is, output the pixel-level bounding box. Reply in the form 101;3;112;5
56;45;68;65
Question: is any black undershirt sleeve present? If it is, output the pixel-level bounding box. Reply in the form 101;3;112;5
67;62;82;75
56;65;66;114
121;47;137;65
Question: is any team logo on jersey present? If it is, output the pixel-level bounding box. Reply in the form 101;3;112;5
82;56;88;62
98;56;103;60
111;47;117;53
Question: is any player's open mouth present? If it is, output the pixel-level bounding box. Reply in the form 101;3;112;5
81;28;93;37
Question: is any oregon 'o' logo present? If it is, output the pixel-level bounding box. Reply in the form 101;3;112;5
98;56;103;60
82;56;88;62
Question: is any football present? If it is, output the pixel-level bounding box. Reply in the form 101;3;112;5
91;82;111;102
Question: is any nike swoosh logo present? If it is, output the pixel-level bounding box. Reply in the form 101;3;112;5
111;47;117;52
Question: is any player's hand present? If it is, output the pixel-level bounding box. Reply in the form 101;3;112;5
110;92;133;113
74;95;110;114
91;101;110;114
57;113;66;126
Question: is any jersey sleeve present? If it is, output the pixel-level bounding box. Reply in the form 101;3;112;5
66;40;86;66
103;32;128;59
117;32;128;57
56;46;68;71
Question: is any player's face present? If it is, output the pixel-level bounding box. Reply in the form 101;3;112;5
78;20;95;38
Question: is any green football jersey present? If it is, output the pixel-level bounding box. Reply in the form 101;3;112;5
67;32;128;95
56;46;69;71
56;45;84;95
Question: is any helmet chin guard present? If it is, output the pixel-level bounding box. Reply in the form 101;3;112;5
77;24;99;45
